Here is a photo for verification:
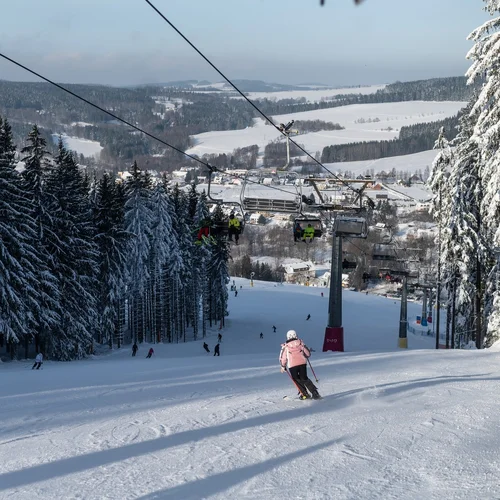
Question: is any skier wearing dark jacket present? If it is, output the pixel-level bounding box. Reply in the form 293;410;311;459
214;343;220;356
279;330;320;399
203;342;210;353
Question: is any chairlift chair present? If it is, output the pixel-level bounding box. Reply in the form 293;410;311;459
333;215;368;238
293;216;323;241
372;244;397;261
206;170;245;239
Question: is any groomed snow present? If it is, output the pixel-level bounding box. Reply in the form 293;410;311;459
2;278;499;499
186;101;465;158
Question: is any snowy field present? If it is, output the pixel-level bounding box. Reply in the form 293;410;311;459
2;279;500;499
186;101;465;158
324;149;438;176
52;134;103;158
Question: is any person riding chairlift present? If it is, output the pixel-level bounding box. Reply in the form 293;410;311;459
196;219;212;245
294;221;303;242
302;223;315;243
228;212;241;243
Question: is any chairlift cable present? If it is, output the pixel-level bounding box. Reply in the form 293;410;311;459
0;51;312;207
143;0;373;202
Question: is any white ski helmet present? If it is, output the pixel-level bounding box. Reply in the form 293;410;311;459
286;330;298;340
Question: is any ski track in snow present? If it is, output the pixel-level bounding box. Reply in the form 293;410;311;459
1;278;500;499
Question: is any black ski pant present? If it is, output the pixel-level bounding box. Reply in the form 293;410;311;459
214;350;220;356
146;353;152;358
289;364;316;396
32;362;42;370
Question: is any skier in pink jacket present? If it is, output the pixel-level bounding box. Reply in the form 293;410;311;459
279;330;321;399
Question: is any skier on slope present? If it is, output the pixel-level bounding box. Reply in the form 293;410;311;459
146;347;154;358
279;330;321;400
203;342;210;353
214;343;220;356
32;352;43;370
132;343;138;356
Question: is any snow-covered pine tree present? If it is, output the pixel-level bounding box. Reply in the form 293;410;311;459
191;192;212;340
446;102;483;346
44;139;98;359
0;117;40;355
169;184;191;342
124;161;153;343
466;0;500;346
149;182;175;343
93;173;130;349
21;125;60;357
207;205;231;328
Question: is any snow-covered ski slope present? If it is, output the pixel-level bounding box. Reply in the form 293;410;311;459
2;279;500;499
186;101;465;157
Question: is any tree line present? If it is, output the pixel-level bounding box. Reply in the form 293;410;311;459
0;116;230;360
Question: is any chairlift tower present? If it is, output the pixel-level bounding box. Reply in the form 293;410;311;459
278;120;299;171
323;216;367;352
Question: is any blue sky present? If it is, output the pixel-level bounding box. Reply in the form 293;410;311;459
0;0;491;86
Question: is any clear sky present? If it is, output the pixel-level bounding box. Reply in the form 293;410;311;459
0;0;492;87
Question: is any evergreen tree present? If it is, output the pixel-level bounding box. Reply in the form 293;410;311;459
44;139;98;359
21;125;60;355
94;173;130;348
124;161;154;343
0;117;40;348
465;0;500;345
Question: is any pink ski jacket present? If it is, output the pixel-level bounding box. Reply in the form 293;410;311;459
279;339;311;368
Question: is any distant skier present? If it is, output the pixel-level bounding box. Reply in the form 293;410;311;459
235;290;238;297
214;343;220;356
146;347;154;359
32;352;43;370
321;292;324;298
132;343;138;357
260;333;264;339
279;330;320;400
218;333;222;342
306;314;311;321
272;325;277;333
203;342;210;353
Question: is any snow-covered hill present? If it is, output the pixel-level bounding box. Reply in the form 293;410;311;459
2;279;499;499
186;101;465;158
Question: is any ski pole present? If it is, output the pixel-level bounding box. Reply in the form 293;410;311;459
307;358;319;383
285;368;306;398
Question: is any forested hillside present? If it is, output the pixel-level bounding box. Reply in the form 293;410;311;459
0;76;474;172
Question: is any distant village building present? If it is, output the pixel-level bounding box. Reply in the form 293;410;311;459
283;261;315;284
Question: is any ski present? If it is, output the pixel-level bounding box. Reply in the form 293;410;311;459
283;395;322;400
